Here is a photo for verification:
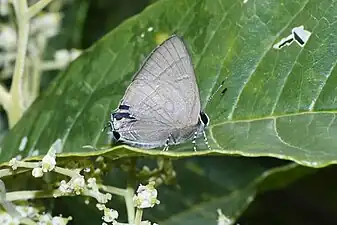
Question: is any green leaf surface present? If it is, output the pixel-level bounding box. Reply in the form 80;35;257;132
1;0;337;166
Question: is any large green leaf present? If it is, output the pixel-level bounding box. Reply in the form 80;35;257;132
1;0;337;164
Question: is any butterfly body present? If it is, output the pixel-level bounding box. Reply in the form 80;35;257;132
106;35;209;150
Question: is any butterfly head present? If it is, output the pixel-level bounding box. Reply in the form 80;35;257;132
103;120;121;141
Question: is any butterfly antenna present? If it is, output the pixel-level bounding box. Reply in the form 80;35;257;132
102;121;113;132
206;79;227;105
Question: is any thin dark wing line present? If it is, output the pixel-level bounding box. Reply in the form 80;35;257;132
170;37;200;122
125;78;176;126
130;35;179;82
132;82;176;125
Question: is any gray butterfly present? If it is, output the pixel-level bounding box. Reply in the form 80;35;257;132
105;35;210;151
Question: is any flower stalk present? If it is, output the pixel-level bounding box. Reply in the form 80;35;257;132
9;0;30;127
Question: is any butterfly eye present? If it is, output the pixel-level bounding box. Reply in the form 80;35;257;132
199;112;209;126
112;131;121;140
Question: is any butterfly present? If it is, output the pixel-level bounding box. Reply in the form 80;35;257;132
104;35;210;151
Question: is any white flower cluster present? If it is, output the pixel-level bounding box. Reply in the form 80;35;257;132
54;48;82;68
58;175;86;196
8;158;19;170
0;26;17;50
0;205;71;225
217;209;233;225
0;1;82;84
96;204;118;225
32;139;62;178
87;178;112;204
133;181;160;209
30;13;61;39
37;213;72;225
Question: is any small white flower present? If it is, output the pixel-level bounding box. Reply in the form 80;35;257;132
96;193;112;204
9;158;19;170
58;175;86;195
54;49;81;68
97;204;118;224
0;26;16;50
102;208;118;223
96;203;105;211
71;175;86;195
41;153;56;172
41;139;61;172
30;13;61;38
69;49;81;61
217;209;233;225
87;178;97;189
58;180;70;194
0;212;20;225
32;167;44;178
54;49;70;67
133;181;160;209
51;216;72;225
16;205;38;218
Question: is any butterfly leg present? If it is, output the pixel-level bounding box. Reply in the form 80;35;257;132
192;131;198;152
163;136;170;151
203;130;211;150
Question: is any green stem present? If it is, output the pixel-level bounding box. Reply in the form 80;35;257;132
125;185;135;224
6;190;55;201
99;184;126;196
9;0;29;128
28;0;55;18
30;48;43;103
134;208;143;225
54;166;78;177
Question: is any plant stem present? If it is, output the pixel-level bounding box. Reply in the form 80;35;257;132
99;184;127;196
134;208;143;225
54;166;78;177
28;0;54;18
125;185;135;224
9;0;29;128
8;0;55;128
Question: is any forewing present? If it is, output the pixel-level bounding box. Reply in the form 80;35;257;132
120;35;201;127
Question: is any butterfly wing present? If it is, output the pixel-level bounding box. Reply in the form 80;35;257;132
113;35;201;147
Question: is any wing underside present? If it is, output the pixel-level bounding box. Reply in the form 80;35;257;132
113;35;202;146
